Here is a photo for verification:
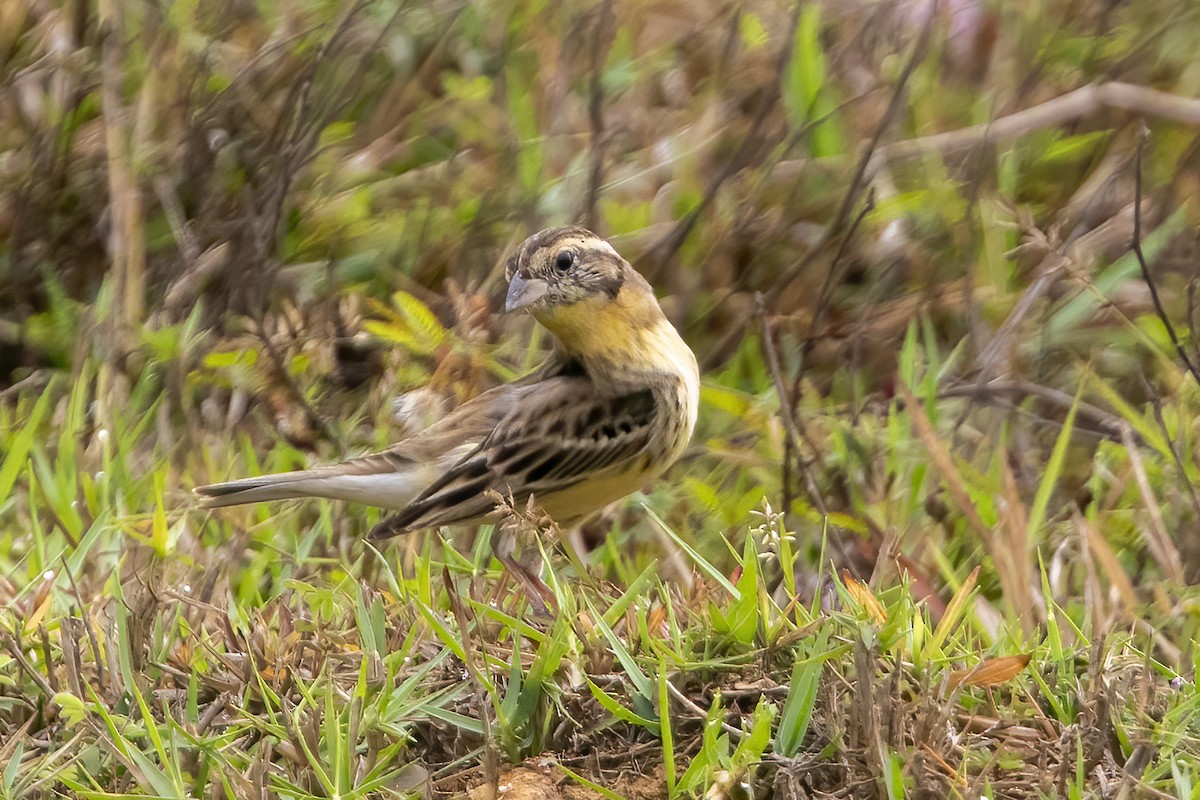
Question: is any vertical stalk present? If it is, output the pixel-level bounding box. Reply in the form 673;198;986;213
98;0;145;331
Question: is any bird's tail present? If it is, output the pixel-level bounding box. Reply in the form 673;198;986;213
195;460;428;510
194;471;339;508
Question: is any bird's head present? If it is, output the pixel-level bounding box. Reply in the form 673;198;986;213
504;227;629;314
503;227;664;359
504;226;695;383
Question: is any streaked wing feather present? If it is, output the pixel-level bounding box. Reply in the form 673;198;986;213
369;379;657;537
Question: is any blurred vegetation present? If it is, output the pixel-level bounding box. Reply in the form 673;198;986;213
4;0;1200;797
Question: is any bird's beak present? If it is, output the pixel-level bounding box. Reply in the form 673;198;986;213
505;273;550;313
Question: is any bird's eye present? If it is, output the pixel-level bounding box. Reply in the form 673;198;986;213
554;250;575;271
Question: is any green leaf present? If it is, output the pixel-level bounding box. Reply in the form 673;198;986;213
731;696;776;766
392;290;447;346
776;655;822;756
52;692;88;727
1027;383;1081;537
1040;130;1109;164
584;598;654;704
677;693;728;793
601;562;660;628
128;666;184;797
415;601;493;693
659;656;676;796
0;383;54;506
644;506;739;599
727;536;761;645
1047;206;1187;336
86;684;182;799
782;5;843;157
507;62;542;193
151;470;169;557
882;746;906;800
739;12;769;49
586;679;657;730
423;705;485;735
556;764;628;800
2;739;22;797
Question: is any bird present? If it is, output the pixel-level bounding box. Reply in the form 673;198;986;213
195;226;700;601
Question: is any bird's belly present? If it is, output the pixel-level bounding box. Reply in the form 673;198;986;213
534;465;659;525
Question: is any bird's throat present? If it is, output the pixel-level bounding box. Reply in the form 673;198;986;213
536;290;663;365
534;290;697;393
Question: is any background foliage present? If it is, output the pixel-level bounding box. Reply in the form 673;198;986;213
3;0;1200;797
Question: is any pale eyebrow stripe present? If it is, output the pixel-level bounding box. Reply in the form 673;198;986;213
536;231;619;261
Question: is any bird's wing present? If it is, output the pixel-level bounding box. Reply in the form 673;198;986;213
194;355;578;509
195;381;529;509
369;376;658;537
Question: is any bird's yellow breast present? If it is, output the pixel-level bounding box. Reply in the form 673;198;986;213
533;283;700;506
536;287;693;375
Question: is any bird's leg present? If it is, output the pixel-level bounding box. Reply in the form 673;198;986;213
494;526;556;615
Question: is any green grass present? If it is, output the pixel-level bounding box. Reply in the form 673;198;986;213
5;0;1200;797
3;317;1200;797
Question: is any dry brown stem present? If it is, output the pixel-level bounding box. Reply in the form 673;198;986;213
769;81;1200;189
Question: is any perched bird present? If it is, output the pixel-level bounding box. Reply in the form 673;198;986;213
195;227;700;597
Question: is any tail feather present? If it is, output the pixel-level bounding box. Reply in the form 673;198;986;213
195;466;430;510
195;471;332;508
